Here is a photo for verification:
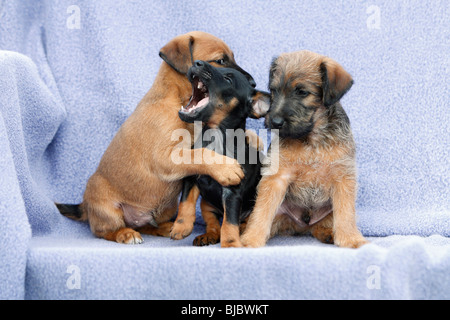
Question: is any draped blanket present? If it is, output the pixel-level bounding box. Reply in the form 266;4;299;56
0;0;448;299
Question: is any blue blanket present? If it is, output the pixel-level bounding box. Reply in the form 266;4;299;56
0;0;449;300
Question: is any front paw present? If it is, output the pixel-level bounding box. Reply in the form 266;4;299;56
193;232;220;246
211;158;244;186
334;232;369;249
115;228;144;245
170;220;194;240
221;238;243;248
241;234;266;248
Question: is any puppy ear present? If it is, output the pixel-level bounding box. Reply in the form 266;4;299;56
269;56;280;86
320;59;354;107
159;35;195;75
249;90;271;119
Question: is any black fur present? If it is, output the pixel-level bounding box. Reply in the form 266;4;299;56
56;203;83;221
178;61;269;235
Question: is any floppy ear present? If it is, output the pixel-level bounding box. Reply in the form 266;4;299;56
249;90;271;119
159;35;195;75
320;59;354;107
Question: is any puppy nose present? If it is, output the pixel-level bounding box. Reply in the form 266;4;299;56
194;60;205;67
271;117;285;129
248;78;257;88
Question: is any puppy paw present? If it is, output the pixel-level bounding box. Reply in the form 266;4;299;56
221;238;243;248
334;232;369;249
241;234;266;248
193;232;220;246
311;226;334;244
137;221;173;238
156;221;174;237
170;220;194;240
115;228;144;245
212;159;244;186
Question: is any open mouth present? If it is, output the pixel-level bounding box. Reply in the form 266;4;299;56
180;75;210;115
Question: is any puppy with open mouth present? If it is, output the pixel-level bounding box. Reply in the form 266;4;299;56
57;32;256;244
170;60;270;247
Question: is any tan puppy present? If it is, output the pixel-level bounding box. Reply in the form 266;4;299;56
241;50;368;249
58;31;256;244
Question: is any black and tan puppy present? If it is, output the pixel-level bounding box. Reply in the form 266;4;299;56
169;60;270;247
241;50;368;248
57;32;256;244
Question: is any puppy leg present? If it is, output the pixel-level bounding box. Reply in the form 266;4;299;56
137;222;173;237
85;202;143;245
239;217;249;235
332;178;368;248
245;129;265;151
193;149;245;186
310;214;334;244
162;148;245;186
170;177;200;240
193;199;221;246
241;171;292;248
271;213;307;237
221;188;242;248
137;204;178;238
102;228;143;244
83;176;143;244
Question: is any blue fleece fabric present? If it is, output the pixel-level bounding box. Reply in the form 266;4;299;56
0;0;448;299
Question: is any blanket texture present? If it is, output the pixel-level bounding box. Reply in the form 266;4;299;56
0;0;448;300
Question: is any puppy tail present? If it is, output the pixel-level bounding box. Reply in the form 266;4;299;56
56;203;87;222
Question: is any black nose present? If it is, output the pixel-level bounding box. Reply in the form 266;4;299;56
271;117;285;129
194;60;205;67
248;78;256;88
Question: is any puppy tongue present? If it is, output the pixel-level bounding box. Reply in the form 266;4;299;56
194;97;209;110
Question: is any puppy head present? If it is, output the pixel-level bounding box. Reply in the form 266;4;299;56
179;61;269;126
159;31;256;87
267;50;353;139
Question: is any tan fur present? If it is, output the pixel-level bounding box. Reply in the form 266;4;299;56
79;32;247;244
245;130;265;151
207;97;239;128
193;199;221;246
241;51;368;249
170;185;199;240
221;211;242;248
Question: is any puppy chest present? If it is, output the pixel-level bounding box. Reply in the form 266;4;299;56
279;179;333;228
286;182;330;208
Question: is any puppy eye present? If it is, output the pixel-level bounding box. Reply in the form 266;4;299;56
295;88;309;97
216;58;226;65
